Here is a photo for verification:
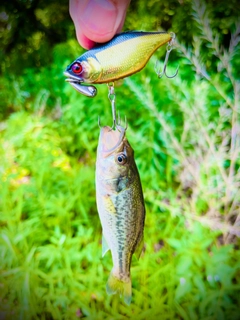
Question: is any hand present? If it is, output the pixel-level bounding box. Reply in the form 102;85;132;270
69;0;131;49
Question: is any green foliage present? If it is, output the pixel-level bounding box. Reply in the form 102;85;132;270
0;0;240;319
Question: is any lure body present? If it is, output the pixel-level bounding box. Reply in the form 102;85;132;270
64;31;172;95
95;125;145;305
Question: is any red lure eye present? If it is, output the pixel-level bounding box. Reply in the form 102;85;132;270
71;62;82;74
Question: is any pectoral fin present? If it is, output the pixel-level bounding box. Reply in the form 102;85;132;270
102;233;110;257
103;195;116;214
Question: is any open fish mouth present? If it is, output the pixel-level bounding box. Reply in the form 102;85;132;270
64;71;97;97
99;125;126;154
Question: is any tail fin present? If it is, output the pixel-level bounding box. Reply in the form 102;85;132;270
106;272;132;305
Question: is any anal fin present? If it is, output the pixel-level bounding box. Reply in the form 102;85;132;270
102;233;110;257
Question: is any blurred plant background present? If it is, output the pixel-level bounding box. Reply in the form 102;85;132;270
0;0;239;319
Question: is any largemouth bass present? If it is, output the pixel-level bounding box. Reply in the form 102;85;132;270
95;125;145;305
64;31;172;96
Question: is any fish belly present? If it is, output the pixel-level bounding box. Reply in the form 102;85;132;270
96;179;144;275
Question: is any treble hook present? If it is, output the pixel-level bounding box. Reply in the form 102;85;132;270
155;32;179;79
117;111;128;130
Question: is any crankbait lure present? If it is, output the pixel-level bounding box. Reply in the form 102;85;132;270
64;31;178;97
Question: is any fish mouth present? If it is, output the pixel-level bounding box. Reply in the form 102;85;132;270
64;71;84;82
99;126;126;154
64;71;97;97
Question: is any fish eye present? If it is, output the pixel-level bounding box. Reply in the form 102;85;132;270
71;62;83;74
116;153;127;165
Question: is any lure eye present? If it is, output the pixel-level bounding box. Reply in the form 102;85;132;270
116;153;127;165
71;62;83;75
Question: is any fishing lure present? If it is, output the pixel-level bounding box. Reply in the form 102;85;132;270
64;31;178;97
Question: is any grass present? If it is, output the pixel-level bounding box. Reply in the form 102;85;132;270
0;0;240;319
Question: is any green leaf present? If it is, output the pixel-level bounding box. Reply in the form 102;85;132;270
176;255;193;275
166;238;182;250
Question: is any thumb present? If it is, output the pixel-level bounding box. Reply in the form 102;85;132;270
70;0;131;49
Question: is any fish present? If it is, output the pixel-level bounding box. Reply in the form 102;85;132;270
64;31;172;97
95;125;145;305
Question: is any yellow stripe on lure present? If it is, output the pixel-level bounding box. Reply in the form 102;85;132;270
64;31;173;97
